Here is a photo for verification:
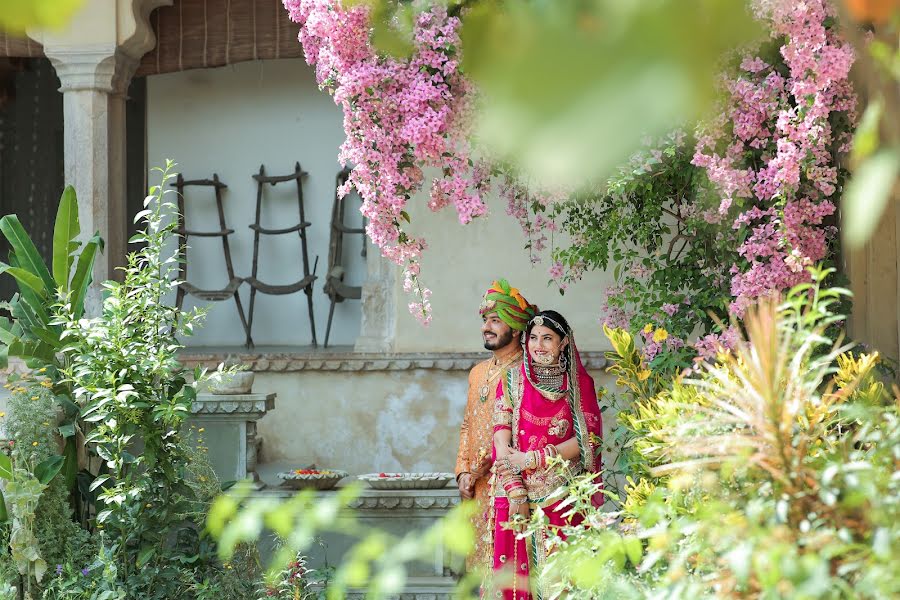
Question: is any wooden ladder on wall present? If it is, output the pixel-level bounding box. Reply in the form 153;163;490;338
323;168;366;348
173;173;252;346
244;162;318;348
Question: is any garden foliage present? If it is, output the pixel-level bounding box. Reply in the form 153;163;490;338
527;271;900;598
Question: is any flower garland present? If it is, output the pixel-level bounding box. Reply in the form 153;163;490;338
283;0;487;324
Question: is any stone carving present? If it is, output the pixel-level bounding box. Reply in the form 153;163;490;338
191;396;274;414
348;495;460;511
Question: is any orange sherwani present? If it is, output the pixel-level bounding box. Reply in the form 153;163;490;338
455;349;522;571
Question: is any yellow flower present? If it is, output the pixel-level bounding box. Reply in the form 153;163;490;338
198;428;205;433
0;412;5;418
31;396;38;401
653;328;669;343
637;369;652;381
643;323;653;334
40;381;53;388
42;422;49;427
32;441;38;447
2;384;10;390
37;368;46;373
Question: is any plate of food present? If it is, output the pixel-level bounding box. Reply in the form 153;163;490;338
356;472;454;490
277;468;348;490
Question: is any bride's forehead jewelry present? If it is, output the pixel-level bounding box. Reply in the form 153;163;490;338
529;315;566;334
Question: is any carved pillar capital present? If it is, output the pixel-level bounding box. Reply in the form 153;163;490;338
44;45;137;95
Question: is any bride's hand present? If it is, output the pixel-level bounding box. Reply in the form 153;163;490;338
505;449;528;472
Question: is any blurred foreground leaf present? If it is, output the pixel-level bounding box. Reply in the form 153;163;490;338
843;147;900;247
458;0;763;187
0;0;85;33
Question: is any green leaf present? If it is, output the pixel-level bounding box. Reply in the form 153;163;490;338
8;338;55;364
70;234;102;319
623;536;643;566
0;215;55;292
62;436;78;491
0;489;7;523
52;185;81;292
29;325;61;349
0;263;47;298
137;545;156;568
55;396;80;419
34;455;65;485
844;147;900;248
0;453;12;480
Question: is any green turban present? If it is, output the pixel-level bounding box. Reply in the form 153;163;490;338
478;279;537;331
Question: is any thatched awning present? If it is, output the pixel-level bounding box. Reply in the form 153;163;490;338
0;33;43;59
136;0;304;77
0;0;304;76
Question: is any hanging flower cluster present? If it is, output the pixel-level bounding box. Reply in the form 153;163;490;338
693;0;856;316
283;0;487;324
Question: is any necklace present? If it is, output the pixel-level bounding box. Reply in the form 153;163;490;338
479;351;521;402
524;357;568;402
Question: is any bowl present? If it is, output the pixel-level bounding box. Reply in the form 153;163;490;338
277;469;348;491
207;370;255;395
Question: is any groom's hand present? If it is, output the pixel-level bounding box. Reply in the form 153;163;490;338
457;472;475;499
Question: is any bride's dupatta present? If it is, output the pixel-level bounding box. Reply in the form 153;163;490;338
491;333;603;599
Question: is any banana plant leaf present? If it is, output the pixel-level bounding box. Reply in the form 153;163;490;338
0;215;55;292
34;455;65;486
52;186;81;293
70;233;102;319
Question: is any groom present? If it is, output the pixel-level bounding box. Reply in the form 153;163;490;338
455;279;537;571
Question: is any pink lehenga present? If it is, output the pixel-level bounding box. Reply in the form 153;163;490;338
490;341;603;600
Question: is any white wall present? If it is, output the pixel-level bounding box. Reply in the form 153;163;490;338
394;192;615;353
148;58;616;353
147;59;366;347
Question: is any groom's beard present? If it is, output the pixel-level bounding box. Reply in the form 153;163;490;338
484;328;514;351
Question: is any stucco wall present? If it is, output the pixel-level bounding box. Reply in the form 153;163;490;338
253;367;617;475
146;57;616;353
147;59;366;347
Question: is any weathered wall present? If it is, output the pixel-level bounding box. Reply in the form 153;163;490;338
249;365;616;475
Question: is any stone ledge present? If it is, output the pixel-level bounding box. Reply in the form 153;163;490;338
0;351;608;377
257;486;461;511
179;349;608;373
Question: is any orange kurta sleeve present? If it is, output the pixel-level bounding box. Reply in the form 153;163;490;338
455;366;479;479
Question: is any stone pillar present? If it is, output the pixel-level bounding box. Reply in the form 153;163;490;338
355;240;398;352
44;46;135;310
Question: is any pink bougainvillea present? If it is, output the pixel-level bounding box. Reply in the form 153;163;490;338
283;0;485;324
693;0;856;316
284;0;856;339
